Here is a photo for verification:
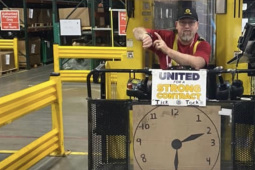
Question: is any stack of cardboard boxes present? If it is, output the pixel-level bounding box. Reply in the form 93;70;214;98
18;37;41;67
0;51;15;76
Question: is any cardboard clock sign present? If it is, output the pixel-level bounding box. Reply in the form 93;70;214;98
133;104;221;170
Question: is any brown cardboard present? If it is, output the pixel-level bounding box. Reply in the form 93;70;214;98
132;105;221;170
97;8;104;13
18;37;41;56
38;9;52;23
98;17;105;27
0;51;15;72
58;7;90;27
19;54;40;66
3;8;38;25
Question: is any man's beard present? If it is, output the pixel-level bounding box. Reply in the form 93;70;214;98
180;30;194;42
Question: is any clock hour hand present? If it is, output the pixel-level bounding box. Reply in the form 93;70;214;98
171;139;181;170
181;133;204;143
174;149;178;170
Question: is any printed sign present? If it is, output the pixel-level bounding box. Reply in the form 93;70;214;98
118;11;126;35
1;10;20;30
151;69;207;106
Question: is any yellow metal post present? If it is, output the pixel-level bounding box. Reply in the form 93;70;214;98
110;8;114;47
53;44;60;73
50;72;65;155
13;38;19;70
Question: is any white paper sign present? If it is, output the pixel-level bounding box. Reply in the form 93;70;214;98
151;69;207;106
5;54;10;65
60;19;81;36
31;44;36;53
29;9;33;19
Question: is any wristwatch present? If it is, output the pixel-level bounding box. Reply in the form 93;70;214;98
146;32;153;39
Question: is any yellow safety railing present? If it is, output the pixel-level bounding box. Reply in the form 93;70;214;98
53;44;126;82
0;72;65;170
0;38;19;70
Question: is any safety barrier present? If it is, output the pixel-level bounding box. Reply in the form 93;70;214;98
0;73;65;170
0;38;19;71
53;44;126;82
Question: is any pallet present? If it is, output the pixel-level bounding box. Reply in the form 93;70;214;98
19;63;43;69
32;23;52;27
0;68;17;77
20;23;52;28
82;26;92;31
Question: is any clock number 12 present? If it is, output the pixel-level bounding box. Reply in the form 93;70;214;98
171;109;178;116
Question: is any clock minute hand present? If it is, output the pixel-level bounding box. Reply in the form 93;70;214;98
181;133;204;143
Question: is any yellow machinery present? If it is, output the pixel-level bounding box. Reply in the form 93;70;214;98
52;0;250;99
103;0;250;166
104;0;251;99
51;0;250;167
105;0;154;99
216;0;250;95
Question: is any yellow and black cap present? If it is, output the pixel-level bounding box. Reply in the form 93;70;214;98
177;8;198;21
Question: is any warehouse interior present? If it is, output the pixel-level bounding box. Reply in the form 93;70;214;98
1;0;255;170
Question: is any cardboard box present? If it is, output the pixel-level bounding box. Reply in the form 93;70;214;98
58;7;90;27
0;51;15;72
97;8;104;13
98;17;105;27
38;9;52;23
18;37;41;56
3;8;38;25
19;54;40;66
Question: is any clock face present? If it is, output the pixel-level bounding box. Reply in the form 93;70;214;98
133;105;221;170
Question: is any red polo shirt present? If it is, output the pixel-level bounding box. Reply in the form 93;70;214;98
146;29;211;69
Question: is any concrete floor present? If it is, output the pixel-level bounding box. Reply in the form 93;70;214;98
0;64;100;170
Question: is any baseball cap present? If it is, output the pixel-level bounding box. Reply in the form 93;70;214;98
177;8;198;21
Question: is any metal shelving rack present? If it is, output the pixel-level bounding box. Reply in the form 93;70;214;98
89;0;126;68
89;0;126;47
0;0;81;69
0;0;126;69
51;0;126;70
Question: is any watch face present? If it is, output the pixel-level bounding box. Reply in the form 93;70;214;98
133;105;221;170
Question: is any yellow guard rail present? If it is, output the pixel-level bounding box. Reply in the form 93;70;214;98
53;44;126;82
0;72;65;170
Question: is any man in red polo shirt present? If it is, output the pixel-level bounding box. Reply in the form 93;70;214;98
133;8;211;70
